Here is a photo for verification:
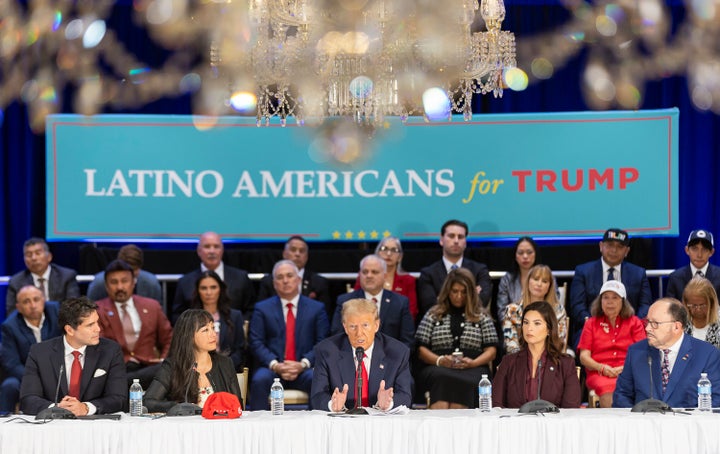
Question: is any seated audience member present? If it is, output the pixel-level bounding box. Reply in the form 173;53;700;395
87;244;162;303
95;260;173;389
503;265;567;354
578;281;645;407
190;271;245;371
352;237;418;321
311;298;412;411
492;301;581;409
257;235;331;317
569;228;652;349
172;231;256;322
681;277;720;349
20;297;127;416
415;268;497;409
249;260;329;410
614;298;720;408
0;286;62;413
145;309;242;412
333;254;414;350
6;237;80;316
667;230;720;300
417;219;493;322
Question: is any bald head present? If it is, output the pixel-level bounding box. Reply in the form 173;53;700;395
16;285;46;327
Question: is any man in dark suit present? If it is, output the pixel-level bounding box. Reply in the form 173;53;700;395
257;235;331;317
311;298;412;411
248;260;329;410
666;230;720;299
569;228;652;348
0;286;62;412
20;297;127;416
95;260;173;388
331;254;414;350
417;219;492;322
5;237;80;316
613;298;720;408
172;231;256;322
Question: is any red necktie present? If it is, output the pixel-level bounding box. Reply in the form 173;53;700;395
69;351;82;399
285;303;296;361
354;353;369;407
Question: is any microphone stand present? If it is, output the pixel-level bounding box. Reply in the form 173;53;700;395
167;362;202;416
36;365;77;420
631;356;673;414
518;359;559;414
346;348;368;415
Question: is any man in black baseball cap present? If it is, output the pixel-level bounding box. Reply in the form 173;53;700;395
666;229;720;299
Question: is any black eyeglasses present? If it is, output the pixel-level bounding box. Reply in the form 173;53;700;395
378;246;401;254
642;319;677;329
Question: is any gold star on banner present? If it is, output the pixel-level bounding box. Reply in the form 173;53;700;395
370;230;379;239
358;231;367;239
332;231;341;239
345;230;354;239
383;230;391;238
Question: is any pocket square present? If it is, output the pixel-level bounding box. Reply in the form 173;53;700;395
93;369;107;378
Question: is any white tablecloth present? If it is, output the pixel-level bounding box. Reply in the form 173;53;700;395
2;408;719;454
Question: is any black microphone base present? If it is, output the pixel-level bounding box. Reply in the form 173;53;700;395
166;402;202;416
518;399;559;414
345;407;368;415
36;406;77;420
631;399;672;413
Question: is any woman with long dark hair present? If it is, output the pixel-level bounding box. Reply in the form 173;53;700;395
145;309;242;412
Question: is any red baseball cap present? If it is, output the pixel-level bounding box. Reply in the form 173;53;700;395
201;392;242;419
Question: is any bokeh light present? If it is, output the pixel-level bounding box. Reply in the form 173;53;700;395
229;91;257;112
83;20;106;48
349;76;373;99
422;87;451;121
504;67;529;91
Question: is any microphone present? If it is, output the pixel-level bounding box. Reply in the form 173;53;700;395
631;355;673;413
345;347;368;415
519;358;559;414
36;365;77;420
167;361;202;416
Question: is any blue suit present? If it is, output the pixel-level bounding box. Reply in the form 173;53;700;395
248;295;329;410
613;336;720;408
331;289;415;350
311;332;412;410
666;264;720;300
570;259;652;347
0;302;62;412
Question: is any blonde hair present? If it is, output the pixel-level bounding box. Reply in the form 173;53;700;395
519;264;558;307
683;276;719;325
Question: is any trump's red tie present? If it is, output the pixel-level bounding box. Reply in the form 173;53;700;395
285;303;296;361
355;354;369;407
69;351;82;399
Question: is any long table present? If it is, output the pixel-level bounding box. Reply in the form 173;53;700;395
2;408;718;454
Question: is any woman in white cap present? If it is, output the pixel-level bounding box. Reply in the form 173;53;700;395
578;280;645;407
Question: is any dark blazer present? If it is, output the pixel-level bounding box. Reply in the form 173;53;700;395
249;295;329;367
144;352;242;413
417;258;493;322
257;270;331;316
5;264;80;316
492;349;581;408
613;336;720;408
172;266;256;322
331;289;415;350
96;295;173;365
20;337;127;415
569;259;652;346
1;302;62;380
218;309;246;372
311;332;412;410
666;263;720;300
87;270;163;303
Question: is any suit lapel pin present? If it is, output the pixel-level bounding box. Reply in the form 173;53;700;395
379;364;384;369
108;311;114;317
549;366;555;371
682;354;689;361
142;308;148;313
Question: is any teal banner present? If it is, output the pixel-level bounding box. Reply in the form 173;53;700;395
46;109;679;241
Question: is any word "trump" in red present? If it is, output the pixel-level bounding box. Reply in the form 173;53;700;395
511;168;639;192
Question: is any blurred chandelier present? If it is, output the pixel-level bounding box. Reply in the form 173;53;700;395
0;0;516;129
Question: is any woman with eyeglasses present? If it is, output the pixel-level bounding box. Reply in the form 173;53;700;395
682;276;720;348
577;280;645;407
353;236;418;321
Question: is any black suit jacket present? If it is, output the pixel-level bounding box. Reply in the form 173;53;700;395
172;265;256;322
311;332;412;410
20;337;127;415
666;263;720;300
5;264;80;316
416;258;493;322
1;302;62;380
257;270;331;316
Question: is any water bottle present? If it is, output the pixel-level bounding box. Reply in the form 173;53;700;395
270;378;285;415
698;372;712;411
129;379;143;416
478;374;492;412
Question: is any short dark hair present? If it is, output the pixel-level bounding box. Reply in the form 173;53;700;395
104;259;134;282
285;235;308;248
441;219;468;236
23;237;49;253
118;244;144;269
59;297;98;332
